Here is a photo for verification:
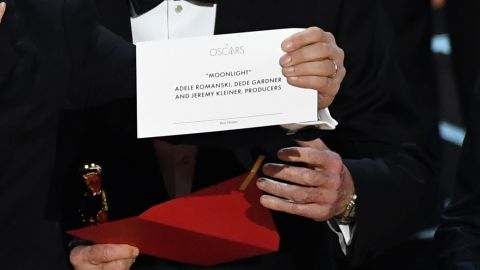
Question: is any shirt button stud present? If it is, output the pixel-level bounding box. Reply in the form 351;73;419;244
175;5;183;14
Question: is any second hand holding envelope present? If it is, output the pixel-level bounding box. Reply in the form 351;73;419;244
68;156;280;266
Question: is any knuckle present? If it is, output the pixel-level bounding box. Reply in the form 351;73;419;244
274;165;289;179
270;182;283;195
304;149;317;164
337;48;345;60
332;158;343;171
305;170;320;186
288;202;302;215
327;43;337;56
323;42;335;50
320;42;330;53
283;166;298;180
291;189;309;203
339;67;347;79
88;245;103;263
325;31;334;40
327;151;343;169
313;28;324;40
309;26;321;32
328;173;343;190
307;188;321;202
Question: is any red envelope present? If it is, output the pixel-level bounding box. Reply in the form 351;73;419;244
68;173;280;266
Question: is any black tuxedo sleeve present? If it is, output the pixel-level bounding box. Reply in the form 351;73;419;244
63;0;136;109
435;81;480;269
322;0;437;265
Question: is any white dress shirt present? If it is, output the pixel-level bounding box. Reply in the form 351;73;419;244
131;0;217;42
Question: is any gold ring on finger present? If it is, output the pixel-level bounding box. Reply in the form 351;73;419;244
328;59;338;79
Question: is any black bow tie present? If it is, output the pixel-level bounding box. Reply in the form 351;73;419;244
131;0;217;16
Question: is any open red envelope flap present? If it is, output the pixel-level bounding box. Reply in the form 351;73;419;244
68;173;280;266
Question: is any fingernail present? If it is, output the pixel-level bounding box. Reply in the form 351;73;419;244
283;40;293;51
261;164;270;174
256;178;266;189
284;67;295;74
262;163;284;175
260;195;270;202
280;54;292;66
289;76;299;82
262;163;275;170
278;148;300;158
133;248;140;256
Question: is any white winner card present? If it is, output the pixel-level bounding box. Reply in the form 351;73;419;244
136;28;318;138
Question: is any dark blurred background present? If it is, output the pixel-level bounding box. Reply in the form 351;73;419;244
356;2;469;269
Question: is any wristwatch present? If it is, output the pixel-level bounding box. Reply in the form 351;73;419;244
336;194;357;225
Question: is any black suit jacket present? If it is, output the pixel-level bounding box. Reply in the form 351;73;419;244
435;78;480;269
381;0;440;176
446;0;480;124
56;0;438;269
0;0;138;268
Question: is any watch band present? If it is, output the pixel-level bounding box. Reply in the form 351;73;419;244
336;194;357;225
